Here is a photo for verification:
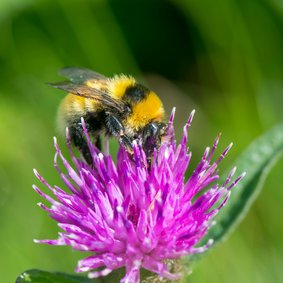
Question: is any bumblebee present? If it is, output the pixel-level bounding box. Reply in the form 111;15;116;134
50;67;167;164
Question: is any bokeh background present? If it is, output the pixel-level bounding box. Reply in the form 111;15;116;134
1;0;283;282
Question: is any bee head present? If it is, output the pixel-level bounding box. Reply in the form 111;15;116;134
141;122;168;158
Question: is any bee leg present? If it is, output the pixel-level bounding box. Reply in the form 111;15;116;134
106;115;133;150
95;135;102;151
118;134;133;150
69;124;93;165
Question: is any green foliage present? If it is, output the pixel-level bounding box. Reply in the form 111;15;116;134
183;121;283;272
16;270;92;283
203;120;283;248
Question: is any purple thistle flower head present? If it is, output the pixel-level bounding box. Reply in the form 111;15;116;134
33;109;245;283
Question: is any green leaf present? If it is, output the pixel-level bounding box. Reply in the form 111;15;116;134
16;269;92;283
203;121;283;247
15;268;151;283
15;268;125;283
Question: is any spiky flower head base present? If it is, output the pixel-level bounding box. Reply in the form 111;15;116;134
33;109;245;283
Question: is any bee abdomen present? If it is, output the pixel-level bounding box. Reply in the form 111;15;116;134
57;94;101;134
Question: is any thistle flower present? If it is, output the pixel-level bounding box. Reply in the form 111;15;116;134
33;109;245;283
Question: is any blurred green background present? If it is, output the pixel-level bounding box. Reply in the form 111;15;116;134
1;0;283;282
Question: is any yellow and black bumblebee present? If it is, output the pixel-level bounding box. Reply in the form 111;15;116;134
50;67;167;164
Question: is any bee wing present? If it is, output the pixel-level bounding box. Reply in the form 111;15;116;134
59;67;108;83
49;82;125;111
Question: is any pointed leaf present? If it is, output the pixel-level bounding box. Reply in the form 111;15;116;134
16;269;92;283
16;268;125;283
204;121;283;247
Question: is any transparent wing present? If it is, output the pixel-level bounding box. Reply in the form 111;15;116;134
49;82;125;112
59;67;108;83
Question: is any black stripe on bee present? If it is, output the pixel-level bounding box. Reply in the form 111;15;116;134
124;83;150;103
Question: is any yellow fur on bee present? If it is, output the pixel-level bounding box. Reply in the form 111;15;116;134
57;94;100;133
110;75;136;99
127;91;164;129
61;94;86;116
